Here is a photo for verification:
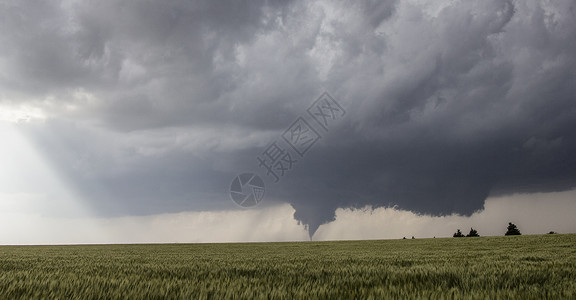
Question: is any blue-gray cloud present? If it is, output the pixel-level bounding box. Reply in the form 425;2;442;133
2;0;576;237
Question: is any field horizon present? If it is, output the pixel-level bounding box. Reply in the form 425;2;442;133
3;230;572;247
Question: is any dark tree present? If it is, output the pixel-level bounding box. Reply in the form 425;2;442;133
453;229;465;237
548;231;557;234
466;228;480;237
505;222;521;236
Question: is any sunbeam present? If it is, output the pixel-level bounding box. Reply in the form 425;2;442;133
0;119;105;244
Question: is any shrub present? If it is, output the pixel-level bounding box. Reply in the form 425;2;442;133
466;228;480;237
505;222;521;236
453;229;465;237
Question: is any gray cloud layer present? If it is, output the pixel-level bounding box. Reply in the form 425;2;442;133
1;0;575;236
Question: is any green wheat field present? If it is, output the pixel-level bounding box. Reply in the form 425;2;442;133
1;234;575;299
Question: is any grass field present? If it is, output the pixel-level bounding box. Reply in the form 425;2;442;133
1;234;575;299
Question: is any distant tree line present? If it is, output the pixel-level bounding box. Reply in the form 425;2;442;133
453;222;526;238
453;228;479;237
403;222;559;240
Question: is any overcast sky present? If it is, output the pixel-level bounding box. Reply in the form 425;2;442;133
1;0;576;244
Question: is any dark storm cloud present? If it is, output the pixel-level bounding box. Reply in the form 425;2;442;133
2;0;576;236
